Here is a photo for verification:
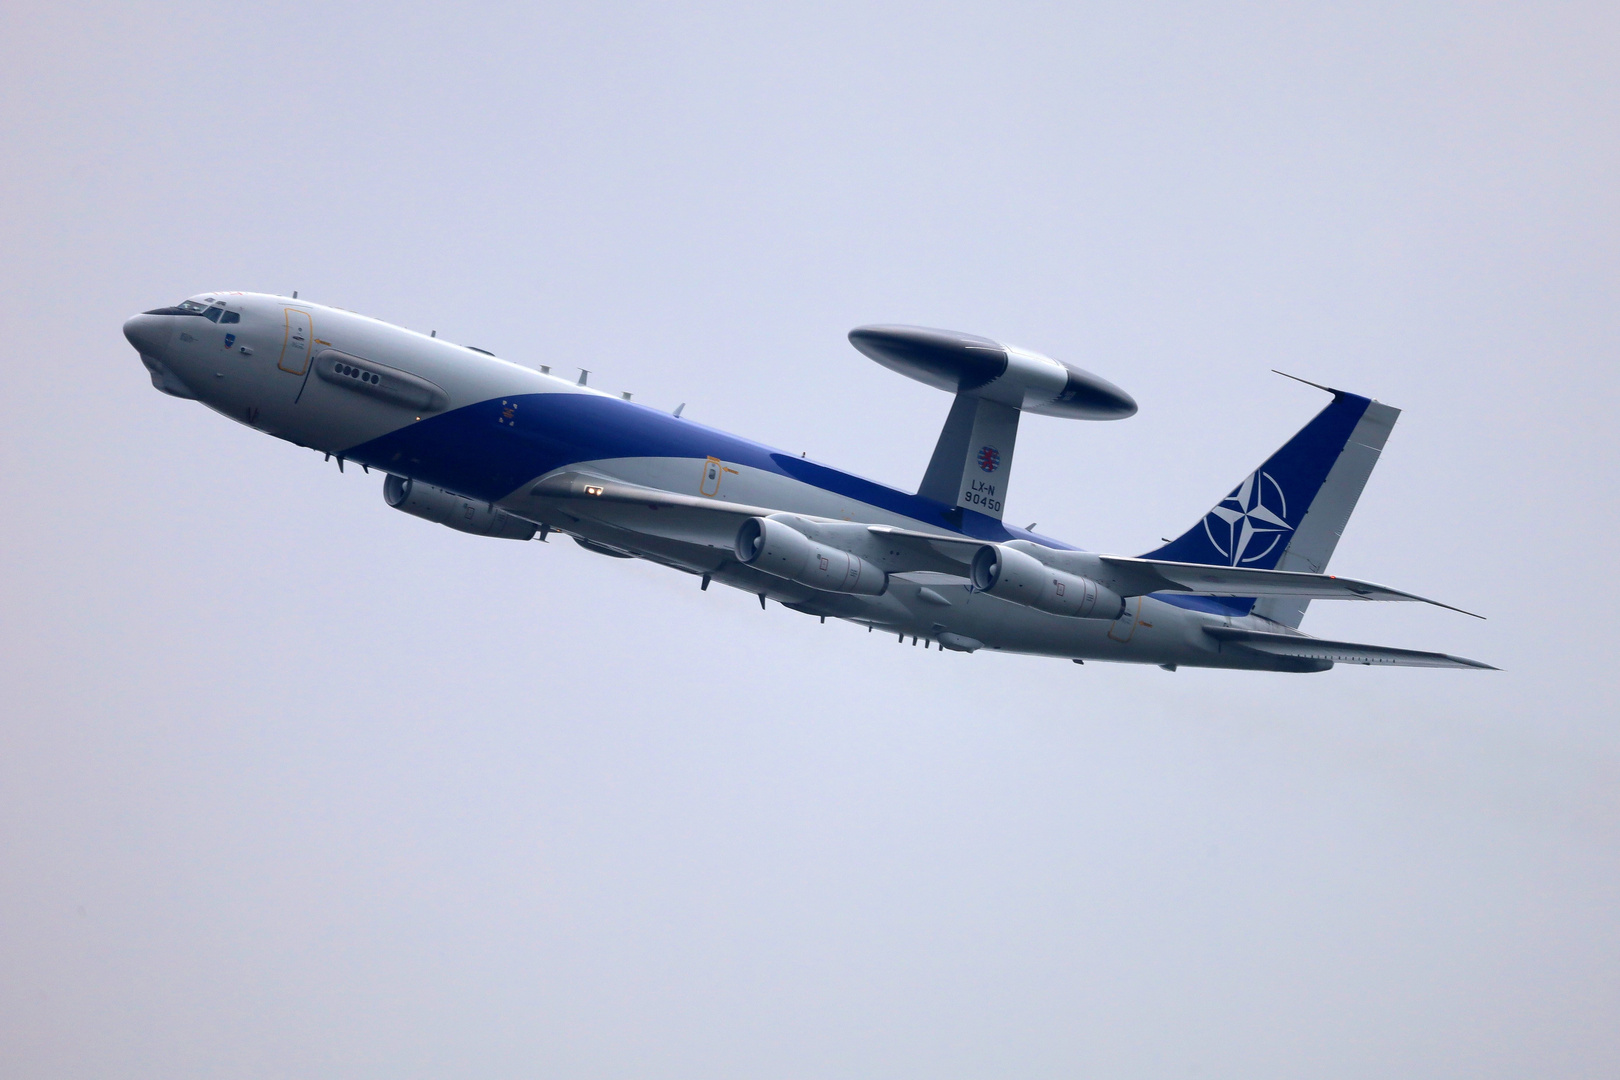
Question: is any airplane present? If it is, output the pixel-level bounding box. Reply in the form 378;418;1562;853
122;292;1493;673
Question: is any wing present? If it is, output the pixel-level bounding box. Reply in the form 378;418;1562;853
858;534;1480;616
1099;556;1482;617
525;470;778;547
862;525;982;577
527;470;779;517
521;483;1481;619
527;482;988;575
1205;627;1496;669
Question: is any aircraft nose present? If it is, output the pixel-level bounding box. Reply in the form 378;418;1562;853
123;312;172;356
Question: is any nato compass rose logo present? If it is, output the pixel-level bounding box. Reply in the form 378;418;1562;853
977;445;1001;473
1203;469;1293;565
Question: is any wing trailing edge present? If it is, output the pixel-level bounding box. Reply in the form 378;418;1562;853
1205;627;1496;670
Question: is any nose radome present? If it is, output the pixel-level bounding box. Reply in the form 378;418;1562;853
123;313;172;356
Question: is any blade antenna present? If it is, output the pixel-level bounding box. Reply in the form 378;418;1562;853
1271;369;1343;396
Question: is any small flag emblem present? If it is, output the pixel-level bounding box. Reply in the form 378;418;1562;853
977;445;1000;473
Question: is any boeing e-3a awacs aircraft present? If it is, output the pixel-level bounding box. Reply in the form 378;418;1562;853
123;292;1492;672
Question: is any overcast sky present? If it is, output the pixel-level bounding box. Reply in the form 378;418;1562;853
2;2;1618;1077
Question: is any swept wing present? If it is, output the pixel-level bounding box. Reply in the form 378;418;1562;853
526;482;1479;617
1096;556;1483;617
1205;627;1495;669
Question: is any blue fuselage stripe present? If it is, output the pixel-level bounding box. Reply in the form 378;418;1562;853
341;391;1035;544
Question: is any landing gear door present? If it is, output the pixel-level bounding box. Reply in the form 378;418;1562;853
278;308;313;374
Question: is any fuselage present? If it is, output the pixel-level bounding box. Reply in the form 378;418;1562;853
122;291;1320;672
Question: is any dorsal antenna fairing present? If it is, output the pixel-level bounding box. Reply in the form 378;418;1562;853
847;325;1135;522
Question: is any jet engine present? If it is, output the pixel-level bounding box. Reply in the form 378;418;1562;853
735;516;887;595
383;475;536;540
970;544;1125;619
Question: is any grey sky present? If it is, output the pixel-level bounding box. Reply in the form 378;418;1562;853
2;2;1617;1077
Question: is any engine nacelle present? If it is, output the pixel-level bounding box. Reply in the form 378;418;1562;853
735;516;887;595
383;475;536;540
970;544;1125;619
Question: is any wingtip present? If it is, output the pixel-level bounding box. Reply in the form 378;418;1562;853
1415;594;1486;620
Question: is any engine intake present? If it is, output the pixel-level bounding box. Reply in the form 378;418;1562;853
735;517;886;595
383;475;536;540
970;544;1124;619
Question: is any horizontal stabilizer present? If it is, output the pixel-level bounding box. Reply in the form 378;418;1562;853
1205;627;1496;670
1098;556;1482;616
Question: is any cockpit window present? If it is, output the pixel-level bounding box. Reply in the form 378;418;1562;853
203;306;224;322
220;310;240;324
144;302;210;316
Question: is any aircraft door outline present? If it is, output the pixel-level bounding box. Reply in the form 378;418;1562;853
278;308;313;374
700;456;723;497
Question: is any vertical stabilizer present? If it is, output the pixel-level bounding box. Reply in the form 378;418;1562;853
1252;397;1400;627
918;393;1020;519
1143;384;1401;626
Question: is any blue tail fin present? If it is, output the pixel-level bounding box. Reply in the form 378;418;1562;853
1145;384;1400;624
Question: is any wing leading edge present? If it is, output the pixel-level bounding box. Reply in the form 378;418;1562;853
867;528;1478;615
1097;556;1483;617
525;479;1482;620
